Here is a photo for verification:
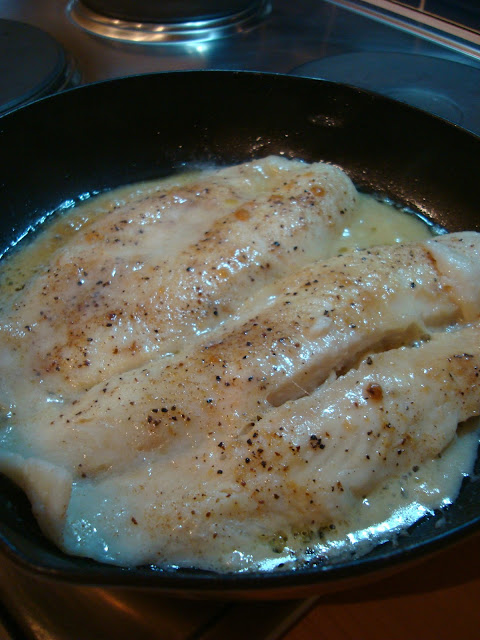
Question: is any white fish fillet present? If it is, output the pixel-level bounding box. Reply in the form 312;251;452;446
58;322;480;570
0;156;357;401
0;231;479;570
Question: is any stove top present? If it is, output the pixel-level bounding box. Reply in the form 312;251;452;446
0;0;479;134
0;18;79;116
0;1;479;638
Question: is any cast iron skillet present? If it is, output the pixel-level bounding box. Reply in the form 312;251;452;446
0;71;479;599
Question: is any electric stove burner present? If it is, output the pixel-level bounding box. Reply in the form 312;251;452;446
0;19;80;116
69;0;271;44
290;52;480;136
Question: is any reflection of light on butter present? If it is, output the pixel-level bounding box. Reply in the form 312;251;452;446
333;193;432;255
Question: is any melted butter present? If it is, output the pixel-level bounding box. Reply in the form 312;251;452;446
332;193;433;254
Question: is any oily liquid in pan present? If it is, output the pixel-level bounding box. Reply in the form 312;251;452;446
0;158;478;573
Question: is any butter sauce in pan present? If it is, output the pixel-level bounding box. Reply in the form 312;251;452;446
0;155;479;574
0;72;479;595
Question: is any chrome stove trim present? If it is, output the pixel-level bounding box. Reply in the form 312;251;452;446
329;0;480;61
68;0;272;44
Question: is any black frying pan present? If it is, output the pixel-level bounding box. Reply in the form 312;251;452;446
0;71;479;599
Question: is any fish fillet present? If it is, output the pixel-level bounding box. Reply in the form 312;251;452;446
58;322;480;570
0;156;357;403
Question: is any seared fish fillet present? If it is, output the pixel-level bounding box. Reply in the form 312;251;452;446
59;322;480;569
0;156;357;401
1;232;480;569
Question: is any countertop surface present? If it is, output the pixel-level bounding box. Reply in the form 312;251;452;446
0;527;479;639
283;528;480;640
